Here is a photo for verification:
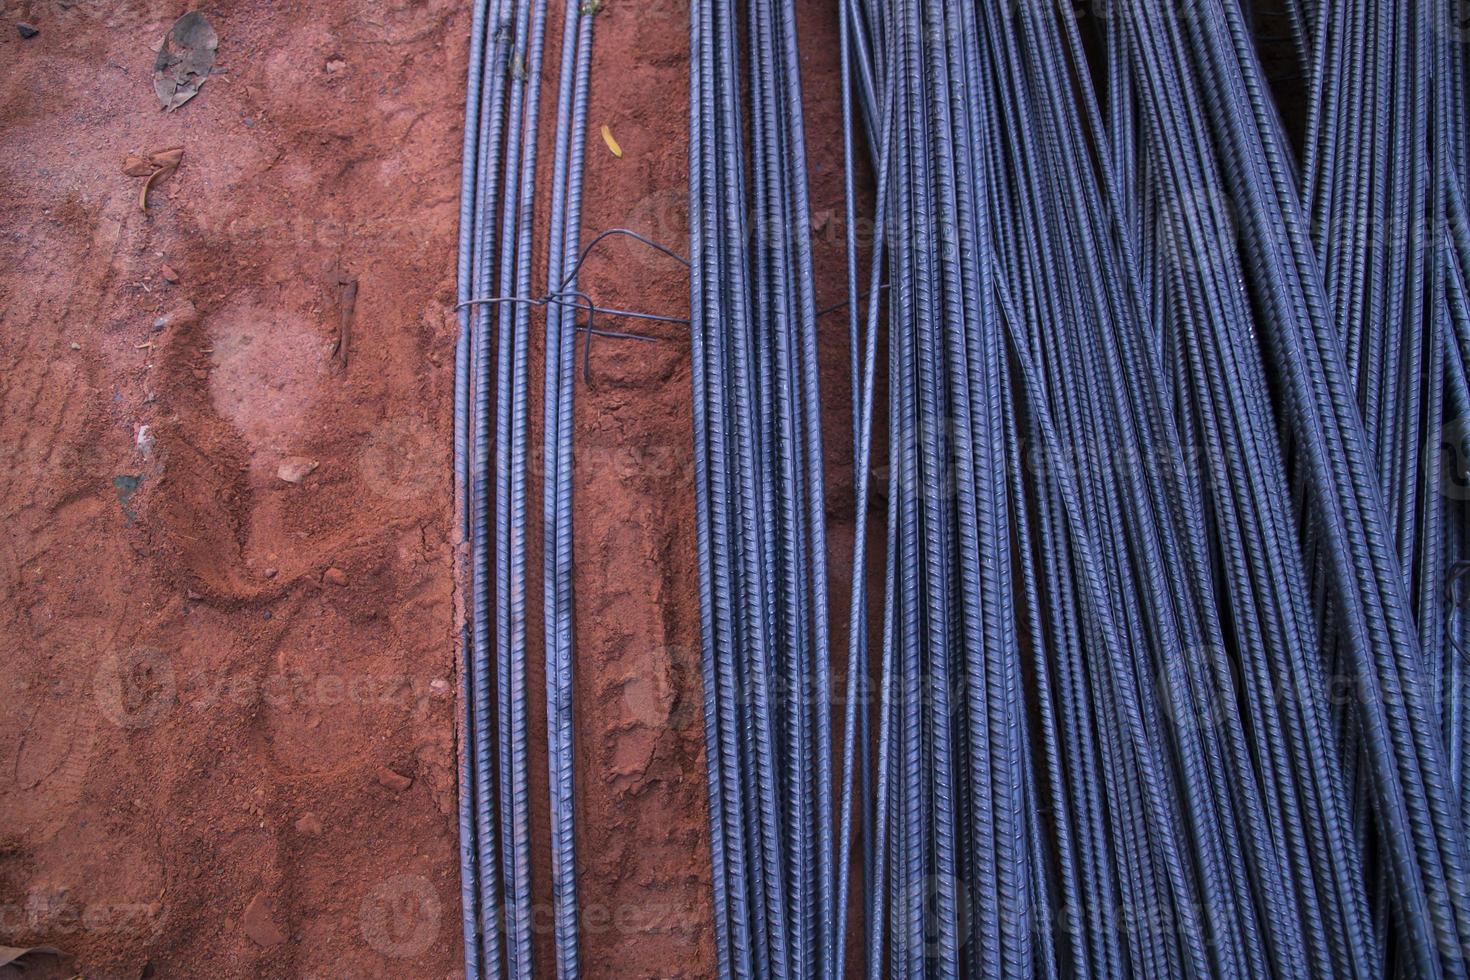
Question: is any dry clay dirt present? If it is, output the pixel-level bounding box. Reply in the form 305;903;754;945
0;0;856;976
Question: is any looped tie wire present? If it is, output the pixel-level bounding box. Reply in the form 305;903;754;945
458;226;887;384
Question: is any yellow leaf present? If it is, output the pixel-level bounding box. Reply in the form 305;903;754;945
601;124;623;158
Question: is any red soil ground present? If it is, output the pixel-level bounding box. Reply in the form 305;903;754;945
0;0;850;977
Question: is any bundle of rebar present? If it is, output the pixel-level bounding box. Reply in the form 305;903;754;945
687;0;1470;977
454;0;1470;975
455;0;594;976
687;0;836;974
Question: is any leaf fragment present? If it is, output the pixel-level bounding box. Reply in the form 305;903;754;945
0;945;62;968
600;124;622;158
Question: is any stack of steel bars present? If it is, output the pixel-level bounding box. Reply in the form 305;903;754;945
687;0;836;973
455;0;594;975
453;0;1470;974
688;0;1470;977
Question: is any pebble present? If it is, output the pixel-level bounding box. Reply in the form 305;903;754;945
263;568;278;579
323;566;348;587
153;300;198;333
377;767;412;793
276;456;319;484
160;264;179;283
294;812;323;837
242;893;286;947
17;22;38;39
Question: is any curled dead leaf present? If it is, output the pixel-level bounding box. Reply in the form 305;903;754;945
131;147;184;212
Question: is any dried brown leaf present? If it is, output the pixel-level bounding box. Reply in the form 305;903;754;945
134;147;184;211
0;945;63;968
149;146;184;170
153;12;218;112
